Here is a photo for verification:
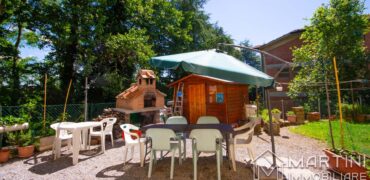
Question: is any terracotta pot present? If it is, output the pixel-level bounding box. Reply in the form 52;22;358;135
355;114;366;122
286;115;296;123
18;145;35;158
0;149;10;163
307;112;320;121
323;149;369;180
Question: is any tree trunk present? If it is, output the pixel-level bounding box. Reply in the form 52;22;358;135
61;2;79;97
11;22;22;105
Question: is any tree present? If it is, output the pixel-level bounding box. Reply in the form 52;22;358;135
239;40;261;70
288;0;369;104
0;0;39;105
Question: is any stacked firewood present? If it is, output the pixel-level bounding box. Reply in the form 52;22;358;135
93;108;126;139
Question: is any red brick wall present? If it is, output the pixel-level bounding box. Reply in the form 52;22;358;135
364;32;370;52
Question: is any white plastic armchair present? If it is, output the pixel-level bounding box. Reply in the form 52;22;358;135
165;116;187;159
50;122;75;159
190;129;223;180
146;128;182;179
120;123;146;167
229;120;256;171
196;116;220;124
88;117;117;149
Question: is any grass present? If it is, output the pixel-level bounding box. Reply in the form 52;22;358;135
289;120;370;156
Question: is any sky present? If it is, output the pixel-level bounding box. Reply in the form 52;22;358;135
20;0;370;60
204;0;370;45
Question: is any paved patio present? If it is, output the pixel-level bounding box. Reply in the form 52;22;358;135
0;127;329;179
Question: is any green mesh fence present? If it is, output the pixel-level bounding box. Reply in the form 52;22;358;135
0;102;115;122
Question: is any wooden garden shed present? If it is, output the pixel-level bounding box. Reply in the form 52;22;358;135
150;49;274;125
168;74;248;124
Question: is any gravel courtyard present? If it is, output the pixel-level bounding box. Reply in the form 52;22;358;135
0;127;328;179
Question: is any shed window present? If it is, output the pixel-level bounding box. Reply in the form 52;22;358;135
208;85;225;104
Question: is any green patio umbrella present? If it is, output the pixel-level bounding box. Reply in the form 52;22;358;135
150;49;274;87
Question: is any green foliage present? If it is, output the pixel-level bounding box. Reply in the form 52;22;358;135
288;0;369;102
239;40;261;70
0;0;237;106
290;120;370;156
260;109;279;123
286;111;295;116
7;130;35;147
271;108;281;114
0;116;25;126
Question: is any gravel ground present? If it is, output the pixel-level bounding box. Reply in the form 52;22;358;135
0;126;328;180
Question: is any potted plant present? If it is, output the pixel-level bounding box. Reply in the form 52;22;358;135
0;133;10;163
271;108;281;121
31;121;55;152
286;111;296;123
323;149;369;179
307;112;320;121
8;130;36;158
261;109;280;135
355;105;369;123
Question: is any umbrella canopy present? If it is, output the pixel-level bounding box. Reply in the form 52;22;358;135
150;49;274;87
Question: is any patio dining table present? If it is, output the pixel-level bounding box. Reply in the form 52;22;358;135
141;123;234;158
53;121;104;165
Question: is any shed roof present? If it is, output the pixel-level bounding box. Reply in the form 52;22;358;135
168;74;240;87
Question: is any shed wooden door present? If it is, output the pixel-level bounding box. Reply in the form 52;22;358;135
188;84;206;124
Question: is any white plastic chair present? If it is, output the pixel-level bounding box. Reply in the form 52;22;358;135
229;120;256;171
165;116;187;159
146;128;182;179
88;117;117;149
51;122;75;159
120;124;146;167
190;129;223;180
196;116;220;124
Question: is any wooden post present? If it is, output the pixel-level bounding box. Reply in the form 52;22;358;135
333;57;344;148
350;82;355;120
43;74;48;130
84;77;88;121
62;79;73;121
325;74;335;149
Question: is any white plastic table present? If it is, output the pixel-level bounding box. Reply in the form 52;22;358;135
53;121;104;165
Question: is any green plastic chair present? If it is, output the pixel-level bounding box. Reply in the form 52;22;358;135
196;116;220;124
165;116;188;159
146;128;182;179
190;129;223;180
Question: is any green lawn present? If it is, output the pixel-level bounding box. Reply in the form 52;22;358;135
289;120;370;156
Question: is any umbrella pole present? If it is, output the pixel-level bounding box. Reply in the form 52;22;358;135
265;88;277;166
